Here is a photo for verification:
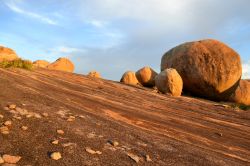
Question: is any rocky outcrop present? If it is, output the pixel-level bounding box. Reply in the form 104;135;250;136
87;71;101;78
0;46;19;62
230;80;250;106
120;71;139;86
161;39;242;101
47;58;74;72
155;68;183;96
136;66;157;87
33;60;50;68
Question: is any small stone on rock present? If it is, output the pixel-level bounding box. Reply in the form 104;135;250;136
42;113;48;117
2;154;21;164
0;156;4;164
51;140;59;145
4;121;12;126
8;104;16;109
108;140;119;147
50;152;62;160
145;155;152;162
21;126;28;131
85;147;102;155
3;107;9;111
0;114;4;119
57;130;64;135
127;153;140;163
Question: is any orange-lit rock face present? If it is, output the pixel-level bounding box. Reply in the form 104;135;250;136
136;66;158;87
0;46;19;62
161;39;242;101
120;71;139;85
230;80;250;106
47;58;74;72
155;68;183;97
33;60;50;68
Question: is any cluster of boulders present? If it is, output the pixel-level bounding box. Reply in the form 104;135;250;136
33;58;75;72
120;39;249;106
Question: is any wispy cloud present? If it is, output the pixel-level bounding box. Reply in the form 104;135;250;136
49;46;86;55
243;61;250;79
4;1;58;25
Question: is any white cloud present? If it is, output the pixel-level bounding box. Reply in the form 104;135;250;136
50;46;86;55
88;19;106;28
243;61;250;79
4;0;58;25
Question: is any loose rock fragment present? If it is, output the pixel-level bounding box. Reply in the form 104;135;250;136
50;152;62;160
145;155;152;162
0;114;3;119
8;104;16;109
4;121;12;126
67;116;75;122
85;147;102;155
3;107;9;111
57;130;64;135
2;154;21;164
21;126;28;131
42;113;48;117
108;140;119;147
51;140;59;145
0;156;4;164
127;153;140;163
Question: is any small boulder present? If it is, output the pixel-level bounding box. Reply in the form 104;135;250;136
120;71;139;85
33;60;50;68
2;154;21;164
50;152;62;160
87;71;101;78
0;46;19;62
155;68;183;96
230;80;250;106
47;58;74;72
136;66;157;87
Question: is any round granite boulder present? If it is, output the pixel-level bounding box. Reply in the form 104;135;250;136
161;39;242;101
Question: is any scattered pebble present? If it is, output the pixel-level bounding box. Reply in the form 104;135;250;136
127;153;140;163
62;142;76;147
145;155;152;162
8;104;16;109
2;154;21;164
0;156;4;164
85;147;102;155
57;130;64;135
67;116;75;122
42;113;49;117
26;114;32;118
4;121;12;126
78;115;85;119
87;132;96;138
3;107;9;111
215;132;223;137
34;113;42;119
108;140;119;147
51;140;59;145
50;152;62;160
21;126;28;131
13;116;22;120
0;114;4;119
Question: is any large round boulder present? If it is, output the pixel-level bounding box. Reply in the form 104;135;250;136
155;68;183;96
161;39;242;101
230;80;250;106
136;66;157;87
120;71;139;86
33;60;50;68
0;46;19;62
47;58;74;72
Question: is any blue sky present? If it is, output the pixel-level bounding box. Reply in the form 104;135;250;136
0;0;249;80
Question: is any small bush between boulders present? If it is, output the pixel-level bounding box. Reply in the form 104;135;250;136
0;59;33;70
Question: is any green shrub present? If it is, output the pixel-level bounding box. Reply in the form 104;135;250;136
0;59;33;70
